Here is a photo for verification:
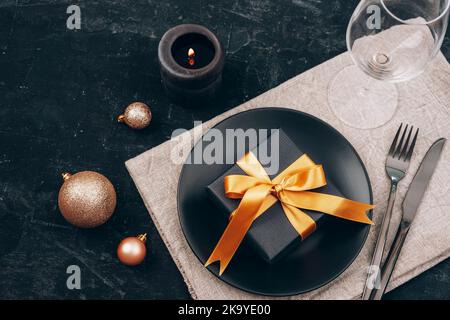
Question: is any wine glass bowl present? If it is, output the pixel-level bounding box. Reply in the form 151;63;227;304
329;0;450;129
348;0;450;82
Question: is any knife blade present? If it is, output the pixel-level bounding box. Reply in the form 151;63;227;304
402;138;446;224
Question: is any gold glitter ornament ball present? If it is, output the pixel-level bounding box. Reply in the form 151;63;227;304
58;171;117;228
118;102;152;130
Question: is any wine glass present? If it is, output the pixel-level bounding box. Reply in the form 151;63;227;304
329;0;450;129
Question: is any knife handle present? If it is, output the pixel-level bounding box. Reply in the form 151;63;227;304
370;222;410;300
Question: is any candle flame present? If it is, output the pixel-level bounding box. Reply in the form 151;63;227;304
188;48;195;66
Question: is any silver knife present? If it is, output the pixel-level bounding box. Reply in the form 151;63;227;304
370;138;447;300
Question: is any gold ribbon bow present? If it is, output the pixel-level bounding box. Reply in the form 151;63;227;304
205;152;375;275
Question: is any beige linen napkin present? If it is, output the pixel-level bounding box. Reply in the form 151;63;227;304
125;51;450;299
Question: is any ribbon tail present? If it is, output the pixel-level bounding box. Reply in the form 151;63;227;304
281;191;375;225
205;184;273;275
205;228;238;275
204;207;254;275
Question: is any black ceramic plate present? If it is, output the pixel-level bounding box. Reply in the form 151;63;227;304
177;107;373;296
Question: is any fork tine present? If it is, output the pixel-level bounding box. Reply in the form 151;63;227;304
388;124;402;156
394;124;408;158
400;126;413;160
405;128;419;162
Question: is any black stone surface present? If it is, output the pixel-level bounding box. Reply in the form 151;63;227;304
0;0;448;300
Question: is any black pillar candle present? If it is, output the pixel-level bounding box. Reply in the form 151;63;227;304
158;24;225;106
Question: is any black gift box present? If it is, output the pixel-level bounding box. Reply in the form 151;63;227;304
207;129;344;263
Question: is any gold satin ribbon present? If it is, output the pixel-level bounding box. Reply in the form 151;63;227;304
205;152;375;275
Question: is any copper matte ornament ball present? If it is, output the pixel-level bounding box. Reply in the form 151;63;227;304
118;102;152;130
117;234;147;266
58;171;117;228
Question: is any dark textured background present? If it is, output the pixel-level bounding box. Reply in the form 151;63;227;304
0;0;448;299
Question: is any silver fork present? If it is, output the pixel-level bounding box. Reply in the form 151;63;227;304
361;124;419;300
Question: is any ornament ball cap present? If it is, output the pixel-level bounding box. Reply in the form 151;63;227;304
117;114;125;123
62;172;72;181
137;233;148;242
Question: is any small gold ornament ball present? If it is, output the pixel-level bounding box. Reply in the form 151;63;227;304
58;171;117;228
118;102;152;130
117;233;148;266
